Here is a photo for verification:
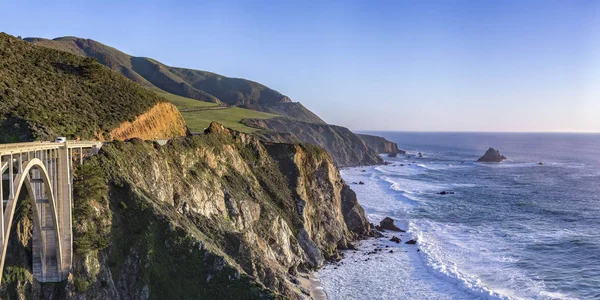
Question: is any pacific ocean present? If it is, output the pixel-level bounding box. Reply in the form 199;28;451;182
318;132;600;300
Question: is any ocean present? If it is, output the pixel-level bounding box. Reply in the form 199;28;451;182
318;132;600;300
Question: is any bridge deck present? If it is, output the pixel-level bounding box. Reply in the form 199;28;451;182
0;141;103;155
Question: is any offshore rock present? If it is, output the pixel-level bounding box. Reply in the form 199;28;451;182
477;147;507;162
379;217;405;232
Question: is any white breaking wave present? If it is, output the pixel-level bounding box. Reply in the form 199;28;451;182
321;166;573;300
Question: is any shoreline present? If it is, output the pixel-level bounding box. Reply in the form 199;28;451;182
318;164;475;299
298;272;327;300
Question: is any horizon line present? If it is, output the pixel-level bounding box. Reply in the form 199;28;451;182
354;130;600;134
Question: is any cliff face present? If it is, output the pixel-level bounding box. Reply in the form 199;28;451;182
1;122;370;299
108;102;188;141
356;134;404;154
242;118;383;167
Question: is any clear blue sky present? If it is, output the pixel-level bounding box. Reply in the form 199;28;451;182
2;0;599;132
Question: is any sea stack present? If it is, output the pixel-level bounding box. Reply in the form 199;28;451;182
477;147;507;162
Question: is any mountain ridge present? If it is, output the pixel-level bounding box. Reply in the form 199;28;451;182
25;36;325;124
0;33;187;142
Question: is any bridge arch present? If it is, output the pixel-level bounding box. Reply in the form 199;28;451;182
0;158;63;282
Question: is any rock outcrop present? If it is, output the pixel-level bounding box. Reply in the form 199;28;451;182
477;148;507;162
242;117;383;167
356;134;405;155
1;122;370;299
379;217;405;232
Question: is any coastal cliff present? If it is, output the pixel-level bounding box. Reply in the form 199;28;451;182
0;123;370;299
242;117;383;167
356;134;404;155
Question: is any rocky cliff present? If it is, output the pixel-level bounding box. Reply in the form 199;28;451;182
356;134;404;155
0;122;370;299
242;117;384;167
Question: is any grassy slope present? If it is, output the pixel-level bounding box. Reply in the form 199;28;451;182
154;90;275;133
154;90;218;110
182;107;276;133
26;36;325;123
0;33;163;142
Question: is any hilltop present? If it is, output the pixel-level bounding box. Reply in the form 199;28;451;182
21;34;393;167
26;36;325;124
0;33;188;142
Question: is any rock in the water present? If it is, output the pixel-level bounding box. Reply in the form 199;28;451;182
390;236;401;243
379;217;405;232
405;239;417;245
388;152;398;158
538;162;544;165
358;181;365;185
375;225;384;232
418;152;423;158
477;147;507;162
438;191;455;195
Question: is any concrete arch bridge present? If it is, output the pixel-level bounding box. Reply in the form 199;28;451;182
0;141;102;284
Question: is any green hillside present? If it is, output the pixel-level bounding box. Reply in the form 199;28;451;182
0;33;164;142
154;90;218;110
26;36;325;123
153;90;274;133
182;107;276;133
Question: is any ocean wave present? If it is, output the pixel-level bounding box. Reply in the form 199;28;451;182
335;166;580;300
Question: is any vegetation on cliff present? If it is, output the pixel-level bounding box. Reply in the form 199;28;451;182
0;33;181;142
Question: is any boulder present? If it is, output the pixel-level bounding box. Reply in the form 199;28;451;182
379;217;405;232
390;236;401;243
538;162;544;165
417;152;423;158
405;239;417;245
477;148;506;162
358;181;365;185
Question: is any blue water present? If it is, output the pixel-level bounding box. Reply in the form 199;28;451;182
319;132;600;299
